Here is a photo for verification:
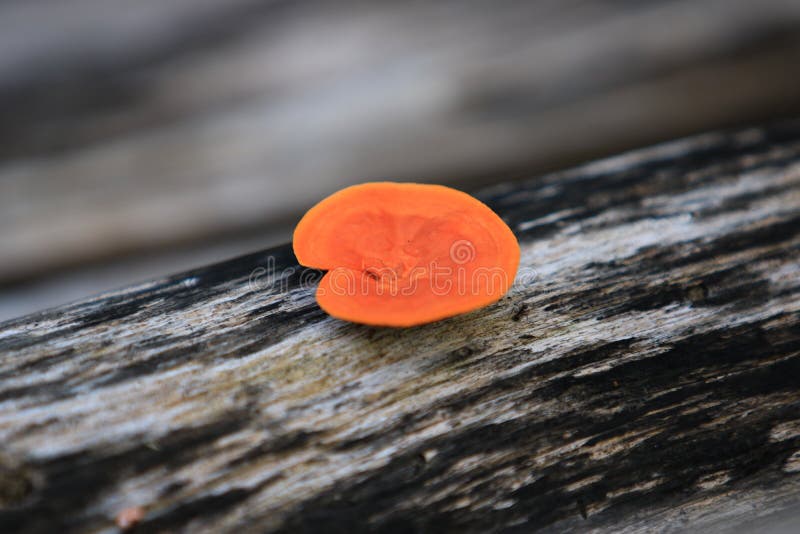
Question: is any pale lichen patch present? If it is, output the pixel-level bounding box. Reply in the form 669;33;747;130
695;471;732;491
784;451;800;474
770;420;800;442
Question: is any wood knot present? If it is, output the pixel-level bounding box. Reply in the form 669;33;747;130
684;283;708;305
450;346;474;358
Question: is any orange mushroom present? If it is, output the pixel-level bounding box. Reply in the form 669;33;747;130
293;182;520;327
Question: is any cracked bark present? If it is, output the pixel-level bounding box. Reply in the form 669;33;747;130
1;122;800;533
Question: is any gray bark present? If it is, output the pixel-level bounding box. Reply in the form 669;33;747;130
1;122;800;532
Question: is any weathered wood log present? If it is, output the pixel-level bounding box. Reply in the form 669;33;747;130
1;122;800;532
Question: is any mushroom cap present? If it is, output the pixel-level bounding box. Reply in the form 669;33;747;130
293;182;520;327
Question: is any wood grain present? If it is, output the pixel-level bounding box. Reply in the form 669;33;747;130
1;122;800;532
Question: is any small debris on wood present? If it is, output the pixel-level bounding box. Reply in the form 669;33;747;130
511;303;529;321
115;506;145;531
421;449;438;463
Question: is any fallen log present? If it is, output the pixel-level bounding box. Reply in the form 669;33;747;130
1;122;799;532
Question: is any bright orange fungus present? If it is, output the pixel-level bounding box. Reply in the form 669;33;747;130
293;182;520;327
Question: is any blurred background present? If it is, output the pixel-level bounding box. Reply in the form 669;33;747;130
3;0;800;321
